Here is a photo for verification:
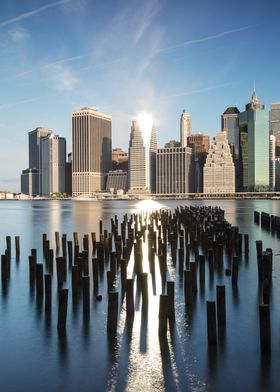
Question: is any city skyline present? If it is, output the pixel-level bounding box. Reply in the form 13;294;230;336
1;0;280;191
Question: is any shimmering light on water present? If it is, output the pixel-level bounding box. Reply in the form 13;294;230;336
0;199;280;391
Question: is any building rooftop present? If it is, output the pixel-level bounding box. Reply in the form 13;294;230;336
223;107;240;115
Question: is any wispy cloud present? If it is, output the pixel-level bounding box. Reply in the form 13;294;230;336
8;27;30;42
45;64;79;90
159;25;256;53
160;82;241;100
0;0;70;28
134;0;161;44
0;97;41;110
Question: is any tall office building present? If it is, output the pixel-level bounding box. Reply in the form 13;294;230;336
20;127;52;195
156;146;192;194
269;134;276;191
41;134;66;196
239;90;269;191
221;107;240;190
239;131;248;190
128;117;157;194
187;134;210;193
203;131;235;193
180;110;192;147
270;103;280;136
72;107;112;196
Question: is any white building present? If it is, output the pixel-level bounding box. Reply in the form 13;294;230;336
203;131;235;193
128;116;157;194
41;134;66;196
180;110;192;147
269;134;276;191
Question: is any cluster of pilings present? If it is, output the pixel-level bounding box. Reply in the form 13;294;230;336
0;206;274;357
254;210;280;232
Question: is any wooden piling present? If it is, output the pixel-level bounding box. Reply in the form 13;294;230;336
36;263;44;297
141;273;148;307
259;304;270;356
15;236;20;259
126;278;134;319
57;289;68;330
44;274;52;312
216;285;226;326
107;291;119;334
184;270;193;305
107;270;114;292
158;294;169;337
71;265;79;298
82;276;90;314
167;281;175;320
231;256;239;286
55;231;60;249
207;301;217;346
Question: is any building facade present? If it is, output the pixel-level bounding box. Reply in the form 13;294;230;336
106;170;128;192
180;110;192;147
41;134;66;196
239;91;269;191
270;103;280;136
203;131;235;193
112;148;128;171
72;107;112;196
221;107;240;190
128;118;157;194
187;134;209;193
156;146;192;194
20;168;39;196
269;134;276;191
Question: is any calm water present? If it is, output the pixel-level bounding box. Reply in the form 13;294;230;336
0;199;280;392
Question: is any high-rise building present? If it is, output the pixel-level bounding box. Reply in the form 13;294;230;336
203;131;235;193
20;168;39;196
28;127;52;194
269;134;276;191
156;146;192;194
41;134;66;196
221;107;240;190
65;152;72;195
239;131;248;190
187;134;209;193
128;116;157;194
270;103;280;136
239;90;269;191
180;110;191;147
72;107;112;196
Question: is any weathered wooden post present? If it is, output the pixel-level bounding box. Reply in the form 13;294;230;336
190;262;197;293
184;270;193;305
259;304;270;356
67;241;73;264
55;231;60;250
44;274;52;312
141;273;148;308
107;270;114;292
158;294;169;337
57;289;68;330
82;275;90;314
207;301;217;346
126;278;134;319
216;285;226;326
71;265;79;298
92;258;99;295
107;291;119;334
36;263;44;297
167;281;175;320
15;236;20;259
231;256;239;286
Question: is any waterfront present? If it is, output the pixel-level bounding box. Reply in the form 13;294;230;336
0;199;280;392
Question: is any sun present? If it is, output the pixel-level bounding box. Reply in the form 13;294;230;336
137;113;153;144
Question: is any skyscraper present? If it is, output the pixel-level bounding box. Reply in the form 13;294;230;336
41;134;66;196
156;146;192;194
128;116;157;194
270;103;280;136
72;107;112;196
269;134;276;191
203;131;235;193
180;110;191;147
239;90;269;191
187;134;209;193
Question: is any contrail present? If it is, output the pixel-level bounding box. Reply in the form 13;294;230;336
160;82;240;100
159;25;256;53
0;0;70;28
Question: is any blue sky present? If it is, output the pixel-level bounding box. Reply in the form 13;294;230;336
0;0;280;191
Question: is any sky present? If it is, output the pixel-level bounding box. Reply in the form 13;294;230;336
1;0;280;191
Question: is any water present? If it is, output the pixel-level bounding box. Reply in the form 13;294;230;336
0;199;280;392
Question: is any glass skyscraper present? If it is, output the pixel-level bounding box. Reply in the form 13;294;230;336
239;90;269;191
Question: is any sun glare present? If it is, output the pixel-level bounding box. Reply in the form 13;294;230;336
137;113;153;143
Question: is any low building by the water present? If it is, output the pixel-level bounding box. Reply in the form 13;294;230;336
106;170;127;193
